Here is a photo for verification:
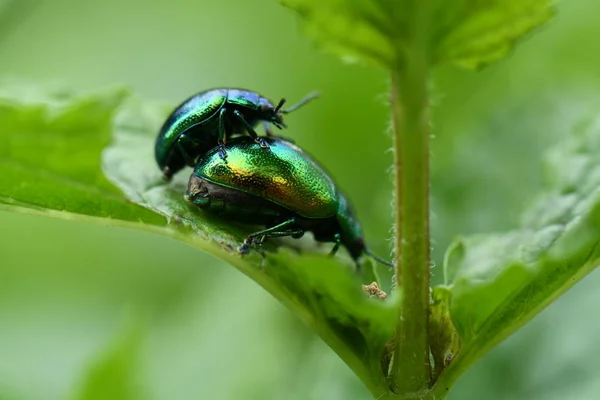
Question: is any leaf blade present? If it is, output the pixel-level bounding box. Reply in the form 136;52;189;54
434;0;555;69
436;115;600;390
0;84;397;397
0;84;165;224
282;0;554;70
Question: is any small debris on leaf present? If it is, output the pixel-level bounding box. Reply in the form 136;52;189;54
362;282;387;299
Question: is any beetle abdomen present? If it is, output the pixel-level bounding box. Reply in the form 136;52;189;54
194;138;338;218
186;174;289;222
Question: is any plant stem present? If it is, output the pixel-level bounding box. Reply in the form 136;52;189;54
389;5;432;393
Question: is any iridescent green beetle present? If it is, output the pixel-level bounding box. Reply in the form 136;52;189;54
155;88;317;180
185;137;392;267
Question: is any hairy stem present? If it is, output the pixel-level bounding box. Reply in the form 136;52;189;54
389;4;432;394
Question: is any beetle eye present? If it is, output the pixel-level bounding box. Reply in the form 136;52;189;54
259;102;271;113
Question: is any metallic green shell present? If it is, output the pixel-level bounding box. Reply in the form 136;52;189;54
225;89;263;110
194;138;338;218
155;89;227;168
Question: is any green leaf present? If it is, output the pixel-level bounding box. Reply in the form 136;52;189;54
434;1;555;69
429;286;460;382
0;83;164;224
282;0;554;70
435;115;600;391
281;0;398;68
0;0;42;44
0;84;397;398
70;318;145;400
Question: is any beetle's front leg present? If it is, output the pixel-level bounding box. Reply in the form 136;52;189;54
262;121;275;137
217;108;228;159
262;121;297;144
176;133;199;167
233;110;269;149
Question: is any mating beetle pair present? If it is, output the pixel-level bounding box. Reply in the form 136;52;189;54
156;87;392;267
155;88;317;180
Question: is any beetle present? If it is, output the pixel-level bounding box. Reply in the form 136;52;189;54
155;88;318;180
184;136;392;268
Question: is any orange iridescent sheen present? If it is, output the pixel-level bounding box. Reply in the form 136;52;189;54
196;138;338;218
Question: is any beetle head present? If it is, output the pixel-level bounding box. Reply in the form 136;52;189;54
259;98;287;130
259;92;319;130
271;98;288;129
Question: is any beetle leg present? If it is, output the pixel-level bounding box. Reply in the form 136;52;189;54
329;233;341;256
256;137;269;149
218;145;227;160
261;121;296;143
243;228;304;254
176;134;198;167
233;109;269;149
262;122;297;144
238;218;300;254
262;121;275;137
217;108;228;160
258;229;304;244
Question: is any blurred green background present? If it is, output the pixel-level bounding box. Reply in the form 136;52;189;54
1;0;600;399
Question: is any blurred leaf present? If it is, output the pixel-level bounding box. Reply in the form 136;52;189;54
0;389;19;400
434;1;555;69
435;115;600;390
0;83;164;223
0;84;397;398
281;0;397;67
0;0;9;14
282;0;554;70
0;0;41;46
71;319;144;400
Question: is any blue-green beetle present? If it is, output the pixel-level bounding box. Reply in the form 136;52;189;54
185;136;393;268
155;88;317;180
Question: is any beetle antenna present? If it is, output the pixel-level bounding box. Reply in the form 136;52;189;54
274;98;287;113
365;248;394;268
281;91;320;114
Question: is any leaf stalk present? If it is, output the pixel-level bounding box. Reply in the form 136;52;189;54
389;3;432;394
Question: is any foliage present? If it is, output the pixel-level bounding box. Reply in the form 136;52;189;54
3;0;600;399
0;85;397;397
282;0;553;69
